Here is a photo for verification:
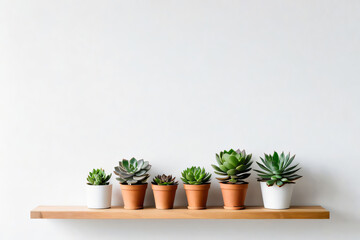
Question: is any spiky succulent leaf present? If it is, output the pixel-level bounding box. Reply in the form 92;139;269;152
181;166;211;185
114;158;151;185
87;168;112;185
212;149;253;184
256;151;302;187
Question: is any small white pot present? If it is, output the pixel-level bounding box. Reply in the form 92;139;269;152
86;184;112;209
260;182;294;209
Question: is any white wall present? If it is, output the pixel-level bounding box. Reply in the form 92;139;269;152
1;0;360;239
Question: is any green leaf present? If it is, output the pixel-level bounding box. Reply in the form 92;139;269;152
203;174;211;183
276;180;284;187
284;154;296;169
216;154;222;165
181;177;188;184
285;152;290;163
142;161;149;169
236;165;246;172
256;162;271;173
211;164;222;172
222;153;231;162
129;158;137;167
236;156;244;165
244;154;252;165
186;173;195;181
272;170;281;175
260;157;272;170
223;161;235;170
229;178;237;184
266;180;275;186
283;163;299;172
122;159;130;171
273;152;279;169
227;169;238;175
287;175;302;180
135;169;147;176
116;177;126;183
228;156;239;167
280;152;285;169
133;175;147;181
137;159;144;169
243;161;253;171
282;168;301;176
105;174;111;182
214;171;227;176
127;179;138;185
219;164;228;172
144;164;151;171
241;149;246;156
257;174;274;178
254;169;270;175
216;176;230;181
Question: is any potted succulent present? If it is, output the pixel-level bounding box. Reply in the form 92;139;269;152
211;149;253;210
151;174;178;209
114;158;151;210
181;166;211;210
255;151;302;209
86;168;112;209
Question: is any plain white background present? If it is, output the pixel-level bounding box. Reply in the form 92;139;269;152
1;0;360;239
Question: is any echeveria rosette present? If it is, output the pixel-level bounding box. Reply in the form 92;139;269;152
181;166;211;185
114;158;151;185
87;168;111;185
211;149;253;184
255;151;302;187
152;174;178;185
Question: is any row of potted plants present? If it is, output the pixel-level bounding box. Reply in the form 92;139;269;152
86;149;302;210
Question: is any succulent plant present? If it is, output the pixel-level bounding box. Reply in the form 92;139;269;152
87;168;111;185
114;158;151;185
255;151;302;187
211;149;253;184
181;166;211;185
152;174;178;185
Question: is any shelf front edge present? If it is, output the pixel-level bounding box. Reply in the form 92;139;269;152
30;206;330;219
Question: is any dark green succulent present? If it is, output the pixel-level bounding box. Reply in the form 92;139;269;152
152;174;178;185
211;149;253;184
114;158;151;185
255;151;302;187
181;166;211;185
87;168;111;185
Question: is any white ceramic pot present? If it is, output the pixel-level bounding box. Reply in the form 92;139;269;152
260;182;294;209
86;184;112;209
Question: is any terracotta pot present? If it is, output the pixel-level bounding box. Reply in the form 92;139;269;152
220;183;248;210
120;183;148;210
152;184;178;209
183;184;211;210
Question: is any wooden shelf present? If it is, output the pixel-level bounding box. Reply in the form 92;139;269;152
31;206;329;219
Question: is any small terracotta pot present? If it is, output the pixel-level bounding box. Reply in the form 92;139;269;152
183;184;211;210
152;184;178;209
120;183;148;210
220;183;248;210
